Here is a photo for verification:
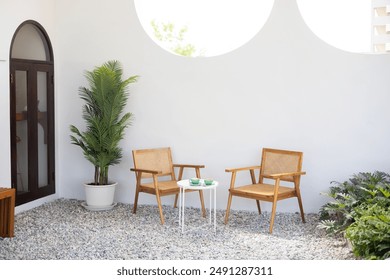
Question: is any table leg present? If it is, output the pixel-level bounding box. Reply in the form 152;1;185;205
209;188;212;224
214;187;217;234
178;187;182;226
182;187;185;234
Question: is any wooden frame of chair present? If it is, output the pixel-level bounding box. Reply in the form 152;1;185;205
130;147;206;224
0;187;15;238
224;148;306;233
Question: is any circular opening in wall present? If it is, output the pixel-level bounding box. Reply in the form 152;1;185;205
134;0;275;57
297;0;390;54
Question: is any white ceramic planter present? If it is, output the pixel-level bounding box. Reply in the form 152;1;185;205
83;182;117;210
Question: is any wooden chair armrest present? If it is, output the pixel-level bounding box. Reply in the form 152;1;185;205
130;168;162;175
173;164;204;181
173;164;205;169
225;165;261;173
225;166;260;188
265;171;306;178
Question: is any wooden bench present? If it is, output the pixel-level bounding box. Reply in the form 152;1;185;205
0;188;15;238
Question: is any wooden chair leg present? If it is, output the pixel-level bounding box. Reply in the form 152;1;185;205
132;189;139;214
199;190;206;218
297;194;305;223
224;193;233;224
174;167;184;209
0;199;4;237
269;201;278;234
155;192;165;224
256;200;261;214
174;194;179;208
133;172;141;214
195;168;206;217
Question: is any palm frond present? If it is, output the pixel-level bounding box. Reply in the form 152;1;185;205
70;60;138;185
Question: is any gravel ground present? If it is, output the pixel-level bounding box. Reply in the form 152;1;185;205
0;199;355;260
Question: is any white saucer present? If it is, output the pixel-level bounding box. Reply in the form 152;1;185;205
81;201;117;211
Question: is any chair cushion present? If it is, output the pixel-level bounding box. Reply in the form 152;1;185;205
231;183;296;200
140;180;179;195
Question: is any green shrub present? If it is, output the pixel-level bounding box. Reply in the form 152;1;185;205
318;171;390;259
345;203;390;260
318;171;390;235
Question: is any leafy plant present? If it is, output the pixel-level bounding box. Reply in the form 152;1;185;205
318;171;390;235
345;203;390;260
318;171;390;259
70;60;138;185
150;20;204;57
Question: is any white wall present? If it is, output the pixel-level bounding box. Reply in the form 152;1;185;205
1;0;390;214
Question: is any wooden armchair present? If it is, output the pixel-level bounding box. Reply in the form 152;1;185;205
224;148;306;233
130;147;206;224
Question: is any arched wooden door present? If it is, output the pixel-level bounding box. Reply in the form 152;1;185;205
9;21;55;205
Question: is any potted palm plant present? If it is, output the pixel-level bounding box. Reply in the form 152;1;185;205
70;60;138;210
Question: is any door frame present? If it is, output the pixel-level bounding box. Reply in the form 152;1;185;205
9;21;55;206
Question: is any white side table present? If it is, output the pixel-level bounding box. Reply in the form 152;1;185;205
177;179;218;234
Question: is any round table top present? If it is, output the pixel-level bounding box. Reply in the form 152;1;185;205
177;179;218;190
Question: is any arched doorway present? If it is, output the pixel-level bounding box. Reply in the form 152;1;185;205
9;20;55;205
